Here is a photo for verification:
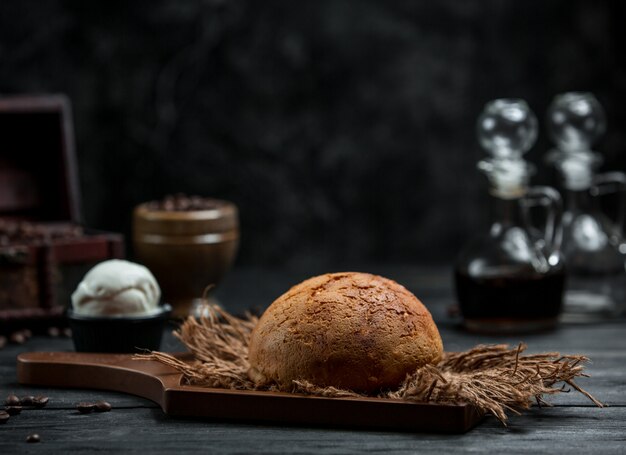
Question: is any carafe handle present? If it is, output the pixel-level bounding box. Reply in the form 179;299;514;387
523;186;563;254
590;171;626;235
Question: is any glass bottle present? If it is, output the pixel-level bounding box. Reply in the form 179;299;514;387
546;92;626;320
455;99;566;333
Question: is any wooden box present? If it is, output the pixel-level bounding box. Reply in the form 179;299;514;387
0;95;124;333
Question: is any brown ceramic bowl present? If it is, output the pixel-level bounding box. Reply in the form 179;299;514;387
133;199;239;318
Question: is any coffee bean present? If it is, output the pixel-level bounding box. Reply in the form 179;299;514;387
5;406;22;415
76;402;96;414
0;336;6;349
47;327;60;337
10;332;25;344
26;434;40;443
22;329;32;339
95;400;112;412
0;220;83;244
148;194;221;212
5;394;20;406
33;396;49;408
0;411;9;424
63;328;72;338
21;396;35;406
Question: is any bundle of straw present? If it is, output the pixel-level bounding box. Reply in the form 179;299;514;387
137;304;602;424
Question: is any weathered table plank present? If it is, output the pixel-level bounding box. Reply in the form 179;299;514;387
0;407;624;454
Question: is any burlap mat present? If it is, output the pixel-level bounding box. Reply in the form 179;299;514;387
137;304;603;424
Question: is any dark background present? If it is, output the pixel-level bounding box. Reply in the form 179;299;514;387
1;0;625;267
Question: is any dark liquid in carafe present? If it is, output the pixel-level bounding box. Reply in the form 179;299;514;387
454;268;566;333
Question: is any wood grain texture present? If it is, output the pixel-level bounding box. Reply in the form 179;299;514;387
0;408;625;454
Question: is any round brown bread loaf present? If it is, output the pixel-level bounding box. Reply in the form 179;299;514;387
247;272;443;393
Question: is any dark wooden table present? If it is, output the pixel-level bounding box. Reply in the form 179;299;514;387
1;266;625;453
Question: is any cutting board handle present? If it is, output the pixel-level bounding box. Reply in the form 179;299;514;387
17;351;186;408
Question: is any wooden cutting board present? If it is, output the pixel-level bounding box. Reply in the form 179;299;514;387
17;352;484;433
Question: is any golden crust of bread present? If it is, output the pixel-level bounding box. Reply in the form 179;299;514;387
248;272;444;393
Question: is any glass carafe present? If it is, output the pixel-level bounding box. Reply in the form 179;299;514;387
455;99;566;333
547;92;626;319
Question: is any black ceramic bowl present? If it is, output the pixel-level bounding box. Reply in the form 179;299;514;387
67;304;172;353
